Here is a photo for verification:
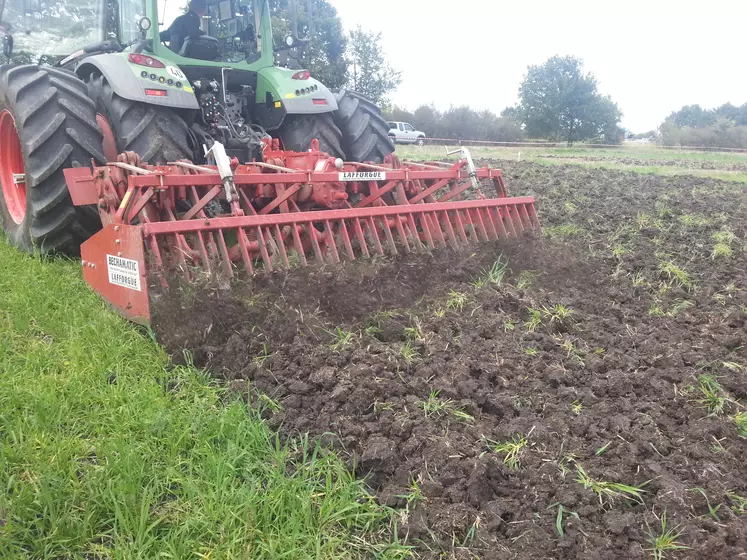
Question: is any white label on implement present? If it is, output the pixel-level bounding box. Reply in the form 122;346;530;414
166;66;186;80
338;171;386;181
106;254;141;292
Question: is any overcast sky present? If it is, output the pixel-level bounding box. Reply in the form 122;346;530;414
331;0;747;132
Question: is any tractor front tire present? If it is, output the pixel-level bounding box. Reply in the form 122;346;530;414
0;65;105;254
86;74;192;164
277;113;345;159
333;90;395;163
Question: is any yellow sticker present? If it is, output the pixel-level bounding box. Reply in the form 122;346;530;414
274;101;282;108
285;93;296;99
183;86;193;93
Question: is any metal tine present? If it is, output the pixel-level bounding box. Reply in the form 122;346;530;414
255;225;274;271
527;203;542;231
452;210;470;244
471;208;490;242
418;212;435;249
148;234;169;289
440;210;459;248
490;207;509;238
236;227;255;276
381;217;398;255
509;205;525;234
393;215;411;253
428;212;447;247
502;207;518;237
366;216;385;255
324;220;341;263
481;207;499;240
401;214;420;251
518;204;533;230
215;229;234;277
291;223;308;266
308;222;326;263
273;224;290;268
195;231;212;275
339;219;356;260
352;217;370;258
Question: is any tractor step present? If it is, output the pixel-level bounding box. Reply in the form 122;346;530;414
64;140;540;323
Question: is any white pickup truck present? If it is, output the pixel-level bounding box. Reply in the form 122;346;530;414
387;121;426;146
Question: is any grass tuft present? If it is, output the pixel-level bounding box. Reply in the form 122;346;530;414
646;511;689;560
658;260;692;289
482;434;528;471
446;291;468;311
326;326;356;352
693;374;730;416
417;390;474;423
734;411;747;438
575;464;647;505
473;257;508;289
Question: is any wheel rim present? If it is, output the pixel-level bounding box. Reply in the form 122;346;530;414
97;113;118;162
0;110;27;224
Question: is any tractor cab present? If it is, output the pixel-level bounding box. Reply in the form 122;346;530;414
157;0;260;63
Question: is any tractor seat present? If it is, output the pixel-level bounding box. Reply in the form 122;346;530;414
179;35;219;61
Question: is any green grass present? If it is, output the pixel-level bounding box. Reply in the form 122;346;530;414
482;434;528;471
396;144;747;184
646;511;689;560
417;390;474;423
734;411;747;438
693;374;730;416
0;242;408;558
575;464;647;505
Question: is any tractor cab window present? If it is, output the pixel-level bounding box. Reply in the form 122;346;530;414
158;0;259;63
119;0;147;45
0;0;105;64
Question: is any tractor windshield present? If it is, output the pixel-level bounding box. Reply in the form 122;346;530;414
0;0;106;63
158;0;260;63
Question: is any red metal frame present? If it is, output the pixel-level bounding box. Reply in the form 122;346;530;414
64;140;539;323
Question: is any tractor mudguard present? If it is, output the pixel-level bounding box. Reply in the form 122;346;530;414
255;66;336;130
76;53;199;111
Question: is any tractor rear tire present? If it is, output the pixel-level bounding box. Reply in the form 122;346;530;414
332;90;395;163
0;65;105;254
277;113;345;159
86;74;192;164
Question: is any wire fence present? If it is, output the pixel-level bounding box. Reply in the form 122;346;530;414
415;138;747;153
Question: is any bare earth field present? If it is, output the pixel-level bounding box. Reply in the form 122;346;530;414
155;163;747;558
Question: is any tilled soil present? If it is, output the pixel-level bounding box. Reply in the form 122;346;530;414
155;163;747;559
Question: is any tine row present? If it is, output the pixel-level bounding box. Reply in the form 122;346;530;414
153;201;540;276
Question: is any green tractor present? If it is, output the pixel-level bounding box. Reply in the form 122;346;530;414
0;0;394;253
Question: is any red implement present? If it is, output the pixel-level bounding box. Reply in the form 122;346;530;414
64;139;540;324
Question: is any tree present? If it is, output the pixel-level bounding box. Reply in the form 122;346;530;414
517;55;622;144
270;0;348;88
346;25;401;105
663;104;716;128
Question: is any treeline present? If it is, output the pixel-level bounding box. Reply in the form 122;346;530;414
383;57;625;145
660;103;747;148
383;104;524;142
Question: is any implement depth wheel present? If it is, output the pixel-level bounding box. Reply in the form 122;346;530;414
0;65;105;253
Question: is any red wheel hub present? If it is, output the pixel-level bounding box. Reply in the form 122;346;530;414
0;109;26;224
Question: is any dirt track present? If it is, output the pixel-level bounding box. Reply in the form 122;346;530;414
155;162;747;559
